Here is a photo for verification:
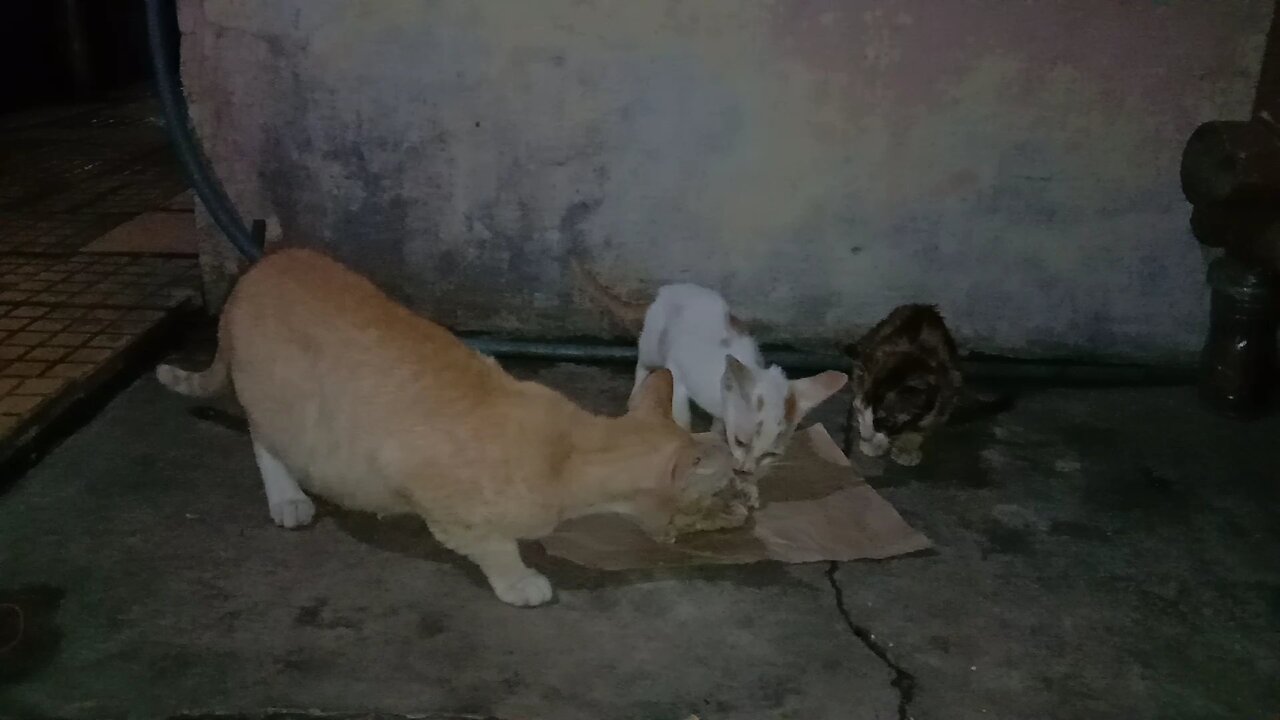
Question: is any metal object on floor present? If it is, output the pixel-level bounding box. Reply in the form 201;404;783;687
1198;256;1278;419
1181;115;1280;418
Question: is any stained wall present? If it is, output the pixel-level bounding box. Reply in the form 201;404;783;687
180;0;1273;359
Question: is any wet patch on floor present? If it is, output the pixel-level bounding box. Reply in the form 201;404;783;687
0;585;64;686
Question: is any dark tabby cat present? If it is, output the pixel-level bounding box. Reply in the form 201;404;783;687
845;304;962;466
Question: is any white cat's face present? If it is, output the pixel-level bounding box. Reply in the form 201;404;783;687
721;360;790;475
720;356;848;476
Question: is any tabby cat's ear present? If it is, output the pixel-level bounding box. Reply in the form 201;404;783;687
629;368;675;419
787;371;848;421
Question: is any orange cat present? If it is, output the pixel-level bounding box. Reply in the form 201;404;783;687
157;249;736;606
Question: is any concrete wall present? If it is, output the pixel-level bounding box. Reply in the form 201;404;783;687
179;0;1273;361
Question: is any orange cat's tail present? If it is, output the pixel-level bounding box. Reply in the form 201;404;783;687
569;259;650;335
156;352;229;399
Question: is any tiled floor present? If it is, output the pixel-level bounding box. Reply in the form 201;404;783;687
0;90;199;467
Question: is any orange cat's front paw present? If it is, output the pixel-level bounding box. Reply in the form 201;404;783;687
269;496;315;529
493;571;554;607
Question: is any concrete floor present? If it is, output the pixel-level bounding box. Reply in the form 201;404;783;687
0;359;1277;719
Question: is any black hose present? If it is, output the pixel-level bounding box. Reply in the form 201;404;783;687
144;0;261;262
461;337;1194;387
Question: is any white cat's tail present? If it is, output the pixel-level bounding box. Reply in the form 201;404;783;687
156;352;229;398
569;259;649;334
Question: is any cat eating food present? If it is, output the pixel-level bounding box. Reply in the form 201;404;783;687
665;433;755;536
156;248;743;607
846;304;963;467
572;261;848;502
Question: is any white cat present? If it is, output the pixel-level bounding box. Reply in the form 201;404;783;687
575;265;848;483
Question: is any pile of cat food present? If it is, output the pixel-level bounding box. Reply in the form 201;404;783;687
659;434;756;541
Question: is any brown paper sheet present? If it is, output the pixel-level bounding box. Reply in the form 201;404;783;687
540;424;932;569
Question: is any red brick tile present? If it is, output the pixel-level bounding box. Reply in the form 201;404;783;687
44;307;84;319
6;331;50;346
25;319;69;333
0;394;42;415
49;332;91;347
68;347;113;363
23;346;69;362
45;362;94;380
2;361;48;378
68;320;108;333
85;333;131;350
17;377;68;396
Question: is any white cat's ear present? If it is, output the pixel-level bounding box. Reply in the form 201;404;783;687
721;355;754;400
787;371;848;421
629;368;675;419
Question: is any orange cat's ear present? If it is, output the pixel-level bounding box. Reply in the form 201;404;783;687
787;371;848;421
629;369;674;419
667;443;696;485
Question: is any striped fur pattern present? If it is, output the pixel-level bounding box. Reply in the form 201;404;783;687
846;304;963;466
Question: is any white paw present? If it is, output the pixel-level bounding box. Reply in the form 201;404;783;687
890;446;923;467
493;571;554;607
269;496;315;529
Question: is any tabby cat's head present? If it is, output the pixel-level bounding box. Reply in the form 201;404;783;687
851;354;944;456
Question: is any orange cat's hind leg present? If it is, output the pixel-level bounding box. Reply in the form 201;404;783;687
252;439;316;529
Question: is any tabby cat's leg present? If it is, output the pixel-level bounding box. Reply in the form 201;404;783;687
437;528;553;607
670;380;692;430
889;432;924;467
252;438;315;529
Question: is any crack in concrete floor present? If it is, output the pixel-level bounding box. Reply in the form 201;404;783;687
827;562;917;720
